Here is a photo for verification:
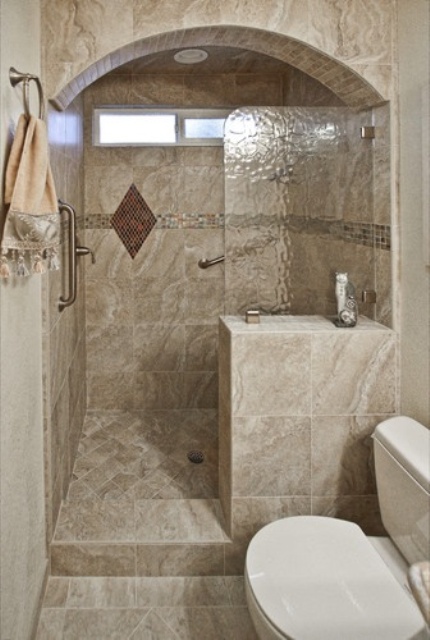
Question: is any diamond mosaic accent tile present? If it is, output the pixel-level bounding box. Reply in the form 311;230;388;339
111;184;157;258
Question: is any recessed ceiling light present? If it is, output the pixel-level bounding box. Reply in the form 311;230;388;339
173;49;208;64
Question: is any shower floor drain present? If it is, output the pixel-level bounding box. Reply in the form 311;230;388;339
187;450;204;464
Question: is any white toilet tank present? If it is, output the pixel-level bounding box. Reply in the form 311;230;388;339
373;416;430;565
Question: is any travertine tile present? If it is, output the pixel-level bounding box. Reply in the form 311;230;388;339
184;278;224;324
133;146;180;168
85;279;133;327
132;230;185;281
225;576;247;606
83;136;135;168
154;605;258;640
54;496;135;542
136;544;224;576
134;499;228;542
311;416;378;496
50;388;70;494
312;495;385;536
183;74;236;107
231;333;311;416
184;229;225;280
135;576;230;607
180;147;224;167
156;461;218;499
133;166;181;215
133;324;185;371
182;372;218;409
230;496;312;544
133;1;221;39
308;0;393;65
62;609;148;640
129;610;178;639
42;0;134;71
84;166;132;214
37;578;256;638
84;75;134;115
131;74;185;105
373;145;391;225
184;325;218;371
51;543;136;577
233;416;311;496
87;372;135;411
86;324;134;373
234;74;283;105
36;609;65;640
375;248;392;327
67;577;136;608
311;332;397;415
43;578;70;608
134;372;184;410
133;279;186;325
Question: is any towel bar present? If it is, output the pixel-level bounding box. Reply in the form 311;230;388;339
9;67;45;119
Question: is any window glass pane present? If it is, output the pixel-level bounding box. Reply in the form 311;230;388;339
184;118;225;139
98;113;177;144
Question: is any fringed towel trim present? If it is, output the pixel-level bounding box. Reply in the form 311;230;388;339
1;114;60;278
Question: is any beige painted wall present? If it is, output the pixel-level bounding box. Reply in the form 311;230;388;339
0;2;48;639
398;0;430;425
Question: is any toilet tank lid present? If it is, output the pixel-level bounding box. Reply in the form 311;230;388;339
373;416;430;492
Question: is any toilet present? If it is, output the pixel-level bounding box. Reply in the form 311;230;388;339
245;416;430;640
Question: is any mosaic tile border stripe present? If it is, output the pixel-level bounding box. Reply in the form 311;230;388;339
287;217;391;250
85;213;225;230
85;213;390;250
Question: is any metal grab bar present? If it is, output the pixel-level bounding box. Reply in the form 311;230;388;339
58;200;95;311
198;255;225;269
59;201;77;311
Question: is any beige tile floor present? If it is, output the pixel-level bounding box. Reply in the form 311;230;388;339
68;410;218;501
52;410;229;577
36;576;258;639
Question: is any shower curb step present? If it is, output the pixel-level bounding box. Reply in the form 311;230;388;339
51;498;231;576
50;540;231;577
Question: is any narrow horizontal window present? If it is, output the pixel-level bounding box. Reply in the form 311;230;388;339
98;113;177;145
183;117;226;139
93;108;232;147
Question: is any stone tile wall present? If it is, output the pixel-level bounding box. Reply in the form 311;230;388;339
82;66;342;412
83;73;392;418
219;316;398;573
43;97;86;540
41;3;395;109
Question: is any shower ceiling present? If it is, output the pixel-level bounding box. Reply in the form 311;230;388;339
115;45;299;76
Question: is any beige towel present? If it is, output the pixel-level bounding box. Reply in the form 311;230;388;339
1;114;60;277
5;114;58;214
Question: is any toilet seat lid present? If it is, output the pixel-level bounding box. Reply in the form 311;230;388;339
246;516;426;640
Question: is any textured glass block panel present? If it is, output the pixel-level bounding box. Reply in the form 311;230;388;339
111;184;156;258
223;106;376;318
184;118;226;139
224;107;341;184
99;113;176;144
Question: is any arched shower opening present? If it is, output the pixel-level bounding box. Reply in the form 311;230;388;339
46;27;392;570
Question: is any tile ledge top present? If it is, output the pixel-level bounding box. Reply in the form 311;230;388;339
220;315;394;334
